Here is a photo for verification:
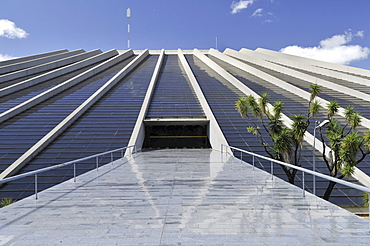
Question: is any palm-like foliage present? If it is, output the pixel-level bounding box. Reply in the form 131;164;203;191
309;84;321;101
364;192;369;208
309;101;321;117
291;114;307;144
0;198;14;207
246;95;261;118
319;102;370;201
268;116;283;137
258;92;270;116
272;100;283;119
235;85;322;184
364;130;370;152
344;105;361;129
327;100;339;117
236;83;370;203
235;96;249;118
339;131;360;177
273;128;292;163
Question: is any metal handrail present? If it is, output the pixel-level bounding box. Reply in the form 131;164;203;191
221;144;370;218
0;145;136;199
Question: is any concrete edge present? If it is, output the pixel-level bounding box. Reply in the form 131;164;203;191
239;48;370;88
0;49;111;97
0;49;69;67
212;49;370;188
205;50;326;155
0;49;149;180
212;49;370;130
178;48;231;154
0;49;93;83
255;48;370;78
226;48;370;107
0;49;128;124
125;49;165;156
0;49;85;76
126;50;200;55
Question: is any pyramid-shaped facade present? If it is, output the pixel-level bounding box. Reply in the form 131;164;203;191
1;48;370;207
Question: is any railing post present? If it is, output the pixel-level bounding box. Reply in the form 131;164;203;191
368;193;370;232
252;155;255;170
111;152;113;164
271;161;273;180
73;163;76;182
96;156;99;171
302;172;305;197
240;151;242;163
35;174;38;200
121;149;124;158
313;121;317;196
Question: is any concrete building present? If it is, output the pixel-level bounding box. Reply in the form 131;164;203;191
1;47;370;208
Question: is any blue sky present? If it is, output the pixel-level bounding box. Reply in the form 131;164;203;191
1;0;370;69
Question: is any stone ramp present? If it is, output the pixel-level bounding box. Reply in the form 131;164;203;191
0;149;369;245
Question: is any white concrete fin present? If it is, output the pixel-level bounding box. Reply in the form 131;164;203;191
0;49;93;83
178;49;231;154
198;49;335;165
221;48;370;140
0;49;128;124
125;49;165;156
0;49;69;67
207;50;322;153
240;48;370;88
0;50;149;180
0;49;85;76
0;49;109;97
226;48;370;104
255;48;370;78
215;48;370;188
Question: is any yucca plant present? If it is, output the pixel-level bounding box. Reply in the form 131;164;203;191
1;198;14;207
236;84;370;201
364;192;369;208
235;84;322;184
318;102;370;200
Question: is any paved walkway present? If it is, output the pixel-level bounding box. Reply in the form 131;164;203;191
0;149;370;245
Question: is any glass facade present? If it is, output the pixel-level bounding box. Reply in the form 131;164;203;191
0;49;369;207
0;55;156;199
188;54;364;205
146;55;205;118
0;63;101;113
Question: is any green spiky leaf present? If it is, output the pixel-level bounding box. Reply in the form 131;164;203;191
327;100;339;117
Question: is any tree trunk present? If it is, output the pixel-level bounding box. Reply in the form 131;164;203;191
287;175;295;184
281;165;295;184
323;181;337;200
323;175;344;200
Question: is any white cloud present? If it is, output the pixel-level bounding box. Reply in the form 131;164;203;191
265;12;276;23
356;30;364;38
0;19;28;39
252;8;263;17
0;54;14;61
252;8;276;23
280;31;370;65
231;0;255;14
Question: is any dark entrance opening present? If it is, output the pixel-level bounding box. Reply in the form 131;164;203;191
143;122;211;149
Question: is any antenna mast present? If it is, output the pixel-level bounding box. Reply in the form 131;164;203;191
127;8;131;49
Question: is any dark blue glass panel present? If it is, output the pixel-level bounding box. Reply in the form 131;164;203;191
146;55;205;118
0;55;158;201
186;54;362;206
